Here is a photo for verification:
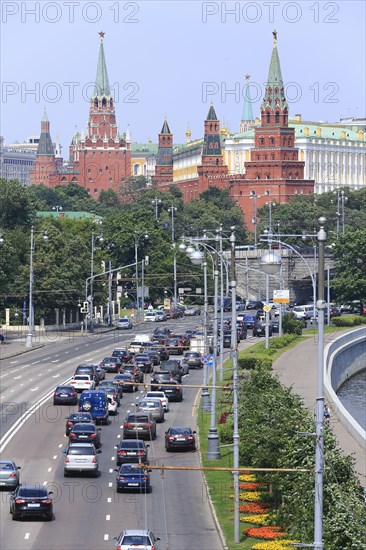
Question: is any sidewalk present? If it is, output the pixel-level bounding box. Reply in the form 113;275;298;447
273;334;366;486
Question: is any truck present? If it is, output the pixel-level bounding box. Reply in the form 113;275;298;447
189;336;212;355
78;390;109;425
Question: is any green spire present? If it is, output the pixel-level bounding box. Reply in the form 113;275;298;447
94;33;110;97
206;102;218;121
241;75;254;121
261;31;288;112
37;110;54;156
161;119;171;134
42;107;49;122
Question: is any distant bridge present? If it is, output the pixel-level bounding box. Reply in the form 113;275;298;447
230;249;336;302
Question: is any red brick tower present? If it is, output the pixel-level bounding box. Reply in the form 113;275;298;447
197;103;228;193
29;108;58;186
231;32;314;227
152;118;173;185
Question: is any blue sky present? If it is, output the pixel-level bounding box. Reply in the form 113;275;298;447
1;1;365;146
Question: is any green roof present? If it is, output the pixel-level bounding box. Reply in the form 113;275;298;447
261;37;288;113
206;103;218;121
241;81;254;121
37;211;103;221
131;143;159;155
160;119;171;134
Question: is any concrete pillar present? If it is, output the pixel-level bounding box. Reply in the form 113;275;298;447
55;308;60;326
5;308;10;326
62;309;66;327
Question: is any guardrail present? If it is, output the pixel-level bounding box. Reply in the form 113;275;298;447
324;327;366;448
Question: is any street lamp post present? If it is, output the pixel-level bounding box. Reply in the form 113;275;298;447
89;229;103;333
26;226;49;348
52;205;63;214
314;216;327;550
250;191;261;249
260;252;281;349
134;232;149;321
168;205;178;306
151;197;161;220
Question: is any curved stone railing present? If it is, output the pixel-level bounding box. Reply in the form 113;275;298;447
324;327;366;448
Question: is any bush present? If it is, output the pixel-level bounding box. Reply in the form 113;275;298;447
268;334;299;349
331;315;365;327
282;313;303;335
238;356;273;370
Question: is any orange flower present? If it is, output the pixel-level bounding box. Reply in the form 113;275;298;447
244;526;286;540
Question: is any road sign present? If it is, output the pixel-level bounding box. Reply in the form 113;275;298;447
273;289;290;303
208;354;214;367
263;304;272;313
201;354;210;364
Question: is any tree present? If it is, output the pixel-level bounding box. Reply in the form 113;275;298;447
0;178;39;229
331;229;366;305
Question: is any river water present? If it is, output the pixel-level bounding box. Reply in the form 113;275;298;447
337;370;366;430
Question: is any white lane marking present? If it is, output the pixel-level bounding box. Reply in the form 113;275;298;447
48;468;52;472
10;361;18;364
43;481;47;486
20;384;24;387
44;357;52;360
108;482;112;487
38;373;43;376
65;351;69;354
1;396;5;399
104;534;109;541
51;360;59;363
58;444;62;448
10;389;15;393
109;469;113;473
31;361;40;365
106;515;110;521
52;374;60;378
54;354;59;357
24;533;30;540
53;455;57;460
47;369;52;372
117;434;121;438
111;456;115;461
14;376;21;380
30;387;39;392
0;373;9;378
75;348;79;350
107;497;112;503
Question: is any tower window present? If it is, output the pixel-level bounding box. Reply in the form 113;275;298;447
260;138;264;146
102;98;107;107
270;138;274;146
110;99;113;108
106;166;108;170
271;155;275;160
94;188;98;193
275;112;280;123
267;113;270;124
94;99;98;108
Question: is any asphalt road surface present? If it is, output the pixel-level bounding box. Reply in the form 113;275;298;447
0;317;234;550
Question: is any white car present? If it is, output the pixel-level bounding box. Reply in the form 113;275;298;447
145;311;158;322
107;395;118;415
155;310;167;322
143;391;169;412
70;375;96;392
114;529;160;550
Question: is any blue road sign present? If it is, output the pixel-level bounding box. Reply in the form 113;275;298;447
201;354;209;364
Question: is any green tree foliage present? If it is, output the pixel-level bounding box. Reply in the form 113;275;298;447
31;182;97;212
331;229;366;305
234;367;366;549
0;178;39;229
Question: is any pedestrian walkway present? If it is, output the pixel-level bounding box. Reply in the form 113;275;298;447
273;333;366;486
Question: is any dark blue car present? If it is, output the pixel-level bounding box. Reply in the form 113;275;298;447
115;463;151;493
243;314;256;329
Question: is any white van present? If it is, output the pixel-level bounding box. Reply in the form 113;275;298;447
293;304;315;320
133;333;151;343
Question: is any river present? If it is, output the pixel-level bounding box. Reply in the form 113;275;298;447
337;369;366;430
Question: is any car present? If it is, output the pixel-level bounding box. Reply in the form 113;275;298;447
53;385;77;406
256;309;271;321
236;321;248;339
65;412;95;436
183;351;203;369
330;306;342;318
121;363;145;382
114;372;137;392
78;390;109;424
99;380;123;404
144;349;160;367
133;354;153;373
113;529;160;550
115;463;152;493
155;310;167;322
95;364;105;381
143;391;169;412
111;348;133;364
10;485;53;521
70;374;96;393
0;460;21;490
246;300;264;310
166;338;184;355
165;426;196;451
123;413;157;440
115;439;149;465
151;371;174;390
99;356;122;373
137;398;165;423
236;301;245;311
145;311;159;322
115;317;133;329
253;320;273;337
178;358;189;376
160;359;183;382
171;333;190;349
74;364;100;385
223;332;232;348
69;423;101;448
159;380;183;402
153;326;171;338
271;319;280;333
184;306;201;316
107;395;118;415
63;442;101;477
148;341;169;361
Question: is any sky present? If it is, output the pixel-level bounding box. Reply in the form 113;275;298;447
1;1;365;147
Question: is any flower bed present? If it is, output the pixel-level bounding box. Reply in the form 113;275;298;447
236;503;270;513
239;482;267;490
239;474;256;482
251;541;298;549
239;491;264;502
240;513;268;525
244;526;286;540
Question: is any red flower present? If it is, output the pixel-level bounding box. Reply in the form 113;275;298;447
244;526;286;540
236;503;270;514
239;482;267;490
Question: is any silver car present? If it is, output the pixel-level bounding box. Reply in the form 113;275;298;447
114;529;160;549
137;399;165;423
63;443;101;477
0;460;21;489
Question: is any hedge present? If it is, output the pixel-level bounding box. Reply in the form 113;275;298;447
238;356;273;370
331;315;366;327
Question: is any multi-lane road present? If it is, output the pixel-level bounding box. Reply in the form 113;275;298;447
1;318;242;550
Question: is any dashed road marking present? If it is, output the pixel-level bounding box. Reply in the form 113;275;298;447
48;467;52;472
51;360;59;363
58;444;63;448
31;361;40;365
107;497;112;503
111;456;115;461
24;533;30;540
104;534;109;541
30;387;39;392
108;482;113;487
53;455;57;460
43;481;47;486
10;361;18;364
14;376;21;380
106;514;110;521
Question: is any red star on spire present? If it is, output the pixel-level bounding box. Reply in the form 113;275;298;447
99;31;105;40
